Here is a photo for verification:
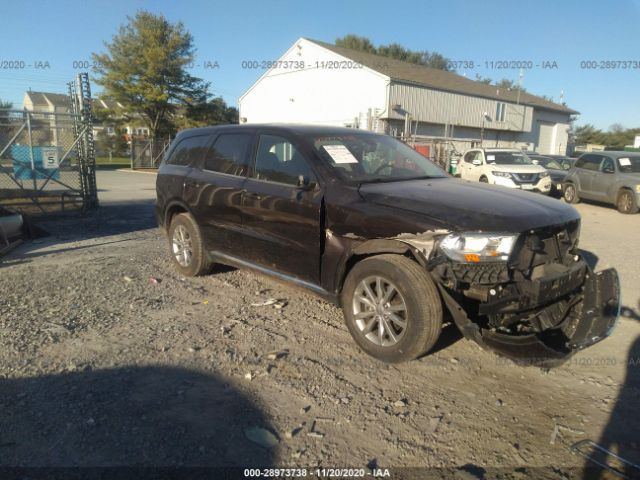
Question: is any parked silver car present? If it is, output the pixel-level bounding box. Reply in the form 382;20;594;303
563;151;640;214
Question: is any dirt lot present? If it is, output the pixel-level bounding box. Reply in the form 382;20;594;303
1;171;639;478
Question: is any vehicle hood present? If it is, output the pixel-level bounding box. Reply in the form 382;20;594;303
359;178;580;232
545;168;569;181
487;163;546;174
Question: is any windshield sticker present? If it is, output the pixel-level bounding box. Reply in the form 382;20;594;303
323;145;359;164
619;157;631;166
486;155;495;161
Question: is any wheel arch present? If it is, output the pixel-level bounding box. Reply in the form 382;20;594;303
164;200;195;233
336;239;429;296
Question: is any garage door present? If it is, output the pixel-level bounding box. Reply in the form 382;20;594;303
537;121;554;154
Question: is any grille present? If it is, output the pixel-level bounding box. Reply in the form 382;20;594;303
512;173;539;183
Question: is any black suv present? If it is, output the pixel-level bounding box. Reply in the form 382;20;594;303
156;125;620;366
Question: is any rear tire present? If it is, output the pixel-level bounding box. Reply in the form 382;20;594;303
563;183;580;204
617;189;638;214
341;254;443;363
168;213;211;276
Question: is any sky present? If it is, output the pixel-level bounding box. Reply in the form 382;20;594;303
0;0;638;130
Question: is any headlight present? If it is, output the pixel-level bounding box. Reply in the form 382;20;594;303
440;233;517;262
492;171;512;178
539;171;550;178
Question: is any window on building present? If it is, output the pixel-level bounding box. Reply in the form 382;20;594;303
166;135;212;167
203;133;252;176
252;134;315;186
496;102;506;122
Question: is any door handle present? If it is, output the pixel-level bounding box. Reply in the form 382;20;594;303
244;192;262;200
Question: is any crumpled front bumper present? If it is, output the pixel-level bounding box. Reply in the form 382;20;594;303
438;268;620;368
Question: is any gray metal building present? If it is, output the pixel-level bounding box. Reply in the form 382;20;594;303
240;38;577;156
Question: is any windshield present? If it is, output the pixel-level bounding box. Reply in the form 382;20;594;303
617;157;640;174
485;151;533;165
532;157;563;170
307;133;448;182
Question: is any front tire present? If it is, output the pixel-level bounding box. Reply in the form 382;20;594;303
341;254;443;363
617;189;638;214
479;175;489;183
168;213;211;276
563;183;580;204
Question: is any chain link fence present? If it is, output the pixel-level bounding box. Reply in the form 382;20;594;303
0;110;84;213
131;138;172;169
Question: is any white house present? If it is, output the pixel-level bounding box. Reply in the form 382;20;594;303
239;38;577;155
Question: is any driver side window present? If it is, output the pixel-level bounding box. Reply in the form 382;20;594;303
601;158;614;173
253;135;315;186
464;151;478;163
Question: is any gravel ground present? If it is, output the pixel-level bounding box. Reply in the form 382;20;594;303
0;171;638;478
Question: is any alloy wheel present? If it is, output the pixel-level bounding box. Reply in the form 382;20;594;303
618;192;632;213
172;225;193;267
352;276;408;347
565;185;575;202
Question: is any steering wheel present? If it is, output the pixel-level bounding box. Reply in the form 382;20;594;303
373;162;394;174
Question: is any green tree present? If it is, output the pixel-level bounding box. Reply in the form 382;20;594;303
474;74;493;84
92;10;209;138
494;78;526;92
0;99;14;142
175;97;238;130
335;34;376;53
574;124;605;145
334;35;452;70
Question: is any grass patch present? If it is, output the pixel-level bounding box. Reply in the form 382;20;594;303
96;157;130;170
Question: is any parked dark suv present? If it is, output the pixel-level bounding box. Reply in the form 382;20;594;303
156;125;620;366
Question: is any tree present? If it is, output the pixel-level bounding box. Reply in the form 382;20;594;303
335;34;376;54
95;128;128;157
334;35;452;71
493;78;526;92
92;11;209;138
175;97;238;130
474;75;493;84
574;124;603;145
0;99;14;140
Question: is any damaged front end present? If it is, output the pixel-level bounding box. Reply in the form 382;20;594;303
424;220;620;367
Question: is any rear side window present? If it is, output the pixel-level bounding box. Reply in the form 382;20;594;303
204;133;252;176
166;135;212;166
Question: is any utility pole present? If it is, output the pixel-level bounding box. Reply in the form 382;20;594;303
516;68;524;105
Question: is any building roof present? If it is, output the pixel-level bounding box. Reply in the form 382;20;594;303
26;91;70;107
306;39;578;115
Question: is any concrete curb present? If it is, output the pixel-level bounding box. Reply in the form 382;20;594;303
115;169;158;175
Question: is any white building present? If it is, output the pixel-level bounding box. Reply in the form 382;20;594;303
239;38;577;155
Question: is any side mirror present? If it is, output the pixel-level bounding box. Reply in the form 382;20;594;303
603;167;614;174
297;175;316;190
472;159;482;166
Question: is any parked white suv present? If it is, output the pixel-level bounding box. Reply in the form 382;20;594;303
458;148;552;194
